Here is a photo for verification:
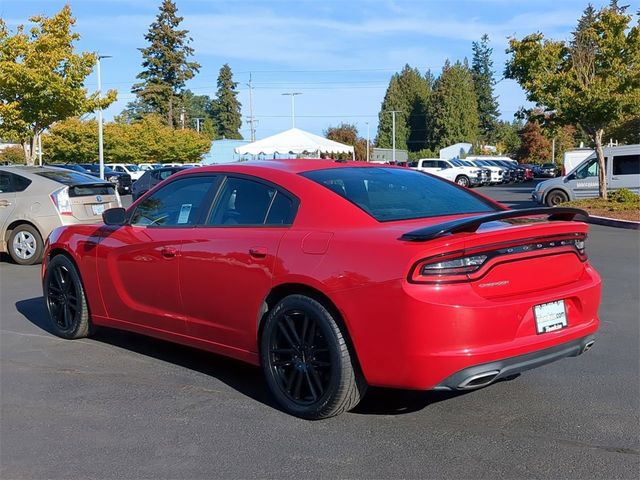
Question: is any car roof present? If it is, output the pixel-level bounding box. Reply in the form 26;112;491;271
193;159;394;176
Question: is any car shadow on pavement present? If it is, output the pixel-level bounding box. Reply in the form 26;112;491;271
17;296;478;417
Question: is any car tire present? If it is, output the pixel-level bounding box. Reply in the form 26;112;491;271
7;224;43;265
545;190;569;207
260;294;367;419
43;254;94;339
455;175;470;188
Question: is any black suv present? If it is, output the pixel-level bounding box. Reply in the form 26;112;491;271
54;164;132;195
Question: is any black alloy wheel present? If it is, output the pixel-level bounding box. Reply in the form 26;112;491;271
268;309;332;405
44;255;93;339
260;295;366;419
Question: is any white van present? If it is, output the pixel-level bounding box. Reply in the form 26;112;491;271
533;144;640;206
563;148;594;176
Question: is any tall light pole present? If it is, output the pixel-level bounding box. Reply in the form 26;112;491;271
246;73;256;142
281;92;302;128
389;110;401;164
365;122;370;162
96;55;112;180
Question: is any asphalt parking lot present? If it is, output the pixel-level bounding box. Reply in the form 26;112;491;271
1;181;638;479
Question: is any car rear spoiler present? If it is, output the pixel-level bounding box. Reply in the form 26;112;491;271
399;207;589;242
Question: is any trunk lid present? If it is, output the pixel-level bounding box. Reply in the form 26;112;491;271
396;208;590;298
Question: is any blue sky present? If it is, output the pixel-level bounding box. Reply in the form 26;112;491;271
1;0;614;140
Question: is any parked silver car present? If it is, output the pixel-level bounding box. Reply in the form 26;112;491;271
0;166;120;265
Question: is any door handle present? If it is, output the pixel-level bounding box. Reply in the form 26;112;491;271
0;200;11;207
160;246;178;258
249;247;267;258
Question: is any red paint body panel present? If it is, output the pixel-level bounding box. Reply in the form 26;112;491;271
42;160;601;390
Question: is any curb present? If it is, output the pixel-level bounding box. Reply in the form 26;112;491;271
586;215;640;230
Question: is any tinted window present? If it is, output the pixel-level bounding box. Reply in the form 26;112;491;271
0;172;13;193
35;170;103;185
12;173;32;192
130;176;215;227
612;155;640;175
302;167;497;222
208;177;276;226
266;192;295;225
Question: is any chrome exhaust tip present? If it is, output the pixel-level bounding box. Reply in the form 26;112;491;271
457;370;500;390
582;340;595;354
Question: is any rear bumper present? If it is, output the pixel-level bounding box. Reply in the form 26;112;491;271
339;260;601;390
433;334;596;391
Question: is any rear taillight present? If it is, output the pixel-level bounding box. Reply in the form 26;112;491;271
410;235;587;283
420;254;488;276
50;187;72;215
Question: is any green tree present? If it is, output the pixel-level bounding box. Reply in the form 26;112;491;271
376;65;432;152
211;64;243;139
41;117;97;163
376;74;408;150
430;60;480;149
472;34;500;140
608;115;640;144
42;115;210;164
505;2;640;199
0;6;116;164
182;89;216;139
324;123;369;160
132;0;200;128
0;145;26;164
491;119;522;157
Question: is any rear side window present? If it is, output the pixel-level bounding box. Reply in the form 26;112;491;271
0;172;14;193
130;176;216;227
302;167;497;222
0;172;33;193
207;177;275;226
612;155;640;175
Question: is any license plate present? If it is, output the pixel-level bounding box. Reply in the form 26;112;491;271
534;300;567;334
92;203;106;215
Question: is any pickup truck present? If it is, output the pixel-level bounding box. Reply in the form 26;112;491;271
411;158;483;188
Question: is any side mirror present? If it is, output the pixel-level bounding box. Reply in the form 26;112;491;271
102;207;126;226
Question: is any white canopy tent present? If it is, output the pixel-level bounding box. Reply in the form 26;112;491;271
234;128;354;159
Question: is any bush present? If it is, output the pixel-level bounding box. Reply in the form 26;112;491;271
609;189;639;204
0;145;25;164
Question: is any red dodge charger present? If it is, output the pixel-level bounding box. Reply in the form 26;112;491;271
42;160;600;419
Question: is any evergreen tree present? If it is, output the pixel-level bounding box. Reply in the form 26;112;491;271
211;64;243;140
376;74;408;150
430;60;480;149
376;64;432;151
182;90;216;138
491;119;522;157
132;0;200;128
471;34;500;140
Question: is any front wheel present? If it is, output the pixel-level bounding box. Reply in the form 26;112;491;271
43;254;94;339
545;189;569;207
455;175;470;188
260;295;366;419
